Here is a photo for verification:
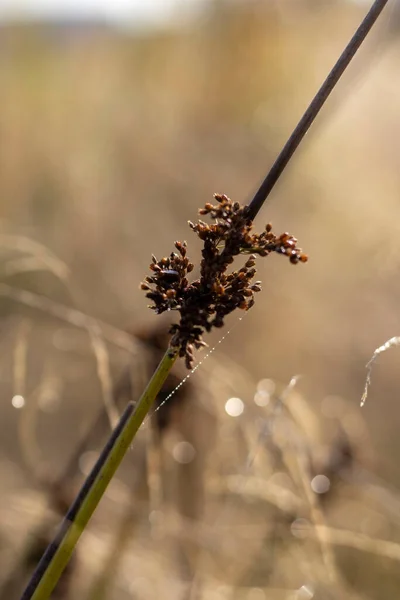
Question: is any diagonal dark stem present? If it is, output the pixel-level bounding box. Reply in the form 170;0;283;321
20;402;135;600
18;3;391;599
246;0;390;221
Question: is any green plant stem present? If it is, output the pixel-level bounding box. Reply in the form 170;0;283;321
21;347;179;600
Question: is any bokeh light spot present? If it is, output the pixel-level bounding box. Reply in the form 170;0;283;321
310;474;330;494
291;518;311;539
254;390;270;407
296;584;314;599
11;395;25;409
172;440;196;464
225;397;244;417
257;378;275;394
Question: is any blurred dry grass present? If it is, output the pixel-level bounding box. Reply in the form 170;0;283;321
1;1;400;598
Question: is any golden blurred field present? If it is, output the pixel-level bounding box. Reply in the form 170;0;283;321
1;1;400;598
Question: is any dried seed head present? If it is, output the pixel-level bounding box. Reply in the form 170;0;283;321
142;194;307;368
245;256;256;268
175;241;186;256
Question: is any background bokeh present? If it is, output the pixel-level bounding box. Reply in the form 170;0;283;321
1;1;400;598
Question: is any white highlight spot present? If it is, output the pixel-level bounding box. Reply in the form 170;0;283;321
256;378;275;394
296;584;314;599
254;390;270;407
38;389;61;413
310;474;330;494
11;395;25;409
225;397;244;417
290;518;311;539
172;441;196;464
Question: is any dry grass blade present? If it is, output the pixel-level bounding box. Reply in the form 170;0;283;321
295;452;339;585
87;326;119;429
2;281;131;429
0;234;70;281
12;320;44;479
0;283;139;356
18;379;50;483
1;235;120;426
361;336;400;406
13;318;31;399
314;525;400;563
210;475;302;514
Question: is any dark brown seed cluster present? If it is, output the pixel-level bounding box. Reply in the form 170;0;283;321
141;194;307;368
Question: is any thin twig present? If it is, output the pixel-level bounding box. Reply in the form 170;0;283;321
246;0;390;221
